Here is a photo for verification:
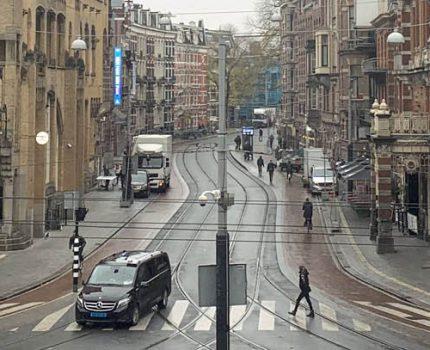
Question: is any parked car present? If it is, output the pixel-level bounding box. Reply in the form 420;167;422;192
131;171;150;198
75;250;171;326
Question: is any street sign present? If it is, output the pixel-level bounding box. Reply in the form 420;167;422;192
113;47;122;106
242;126;254;135
198;264;247;307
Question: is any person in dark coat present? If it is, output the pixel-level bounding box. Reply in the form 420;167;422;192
267;159;277;184
259;128;263;142
234;135;242;150
257;156;265;177
286;161;293;183
302;198;313;229
269;134;274;149
289;265;315;318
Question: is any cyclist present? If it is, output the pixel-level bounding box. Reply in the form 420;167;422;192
302;198;313;231
257;156;265;177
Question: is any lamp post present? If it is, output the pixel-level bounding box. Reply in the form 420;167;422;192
369;99;379;240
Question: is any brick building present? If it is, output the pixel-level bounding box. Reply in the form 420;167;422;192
0;0;109;249
174;22;208;132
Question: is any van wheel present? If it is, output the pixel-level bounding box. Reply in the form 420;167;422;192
130;304;140;326
158;289;169;310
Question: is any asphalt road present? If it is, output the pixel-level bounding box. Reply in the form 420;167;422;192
0;136;429;349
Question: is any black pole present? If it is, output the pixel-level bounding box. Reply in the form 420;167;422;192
216;229;229;350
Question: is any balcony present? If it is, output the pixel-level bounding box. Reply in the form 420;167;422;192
391;113;430;135
362;58;387;76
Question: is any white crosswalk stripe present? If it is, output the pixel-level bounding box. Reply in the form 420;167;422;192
319;303;339;331
130;312;155;331
0;254;5;261
194;307;215;331
0;303;18;310
258;301;275;331
354;301;411;318
387;303;430;319
161;300;189;330
0;302;44;317
64;322;82;331
230;305;247;331
33;304;73;332
353;319;371;332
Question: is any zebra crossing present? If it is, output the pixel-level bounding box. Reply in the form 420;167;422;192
0;299;380;334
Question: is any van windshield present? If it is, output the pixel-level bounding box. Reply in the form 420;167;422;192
138;156;163;169
88;265;136;286
313;168;333;177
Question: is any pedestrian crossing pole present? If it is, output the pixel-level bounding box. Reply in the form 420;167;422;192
72;233;80;293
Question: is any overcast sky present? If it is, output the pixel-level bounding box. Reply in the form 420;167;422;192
135;0;257;32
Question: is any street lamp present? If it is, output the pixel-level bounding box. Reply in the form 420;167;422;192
386;28;405;44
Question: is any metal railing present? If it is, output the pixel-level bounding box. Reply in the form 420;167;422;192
391;113;430;134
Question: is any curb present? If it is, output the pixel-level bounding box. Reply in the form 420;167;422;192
319;201;430;311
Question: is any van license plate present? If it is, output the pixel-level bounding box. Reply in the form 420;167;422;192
90;312;107;318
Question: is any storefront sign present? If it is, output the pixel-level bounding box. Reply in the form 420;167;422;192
113;47;122;106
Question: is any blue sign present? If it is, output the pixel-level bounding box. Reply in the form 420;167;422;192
113;47;122;106
242;126;254;135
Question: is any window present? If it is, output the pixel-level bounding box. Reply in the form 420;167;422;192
57;15;65;66
0;184;3;222
91;25;96;75
321;35;328;67
88;265;136;286
138;264;151;282
46;11;56;65
35;7;45;52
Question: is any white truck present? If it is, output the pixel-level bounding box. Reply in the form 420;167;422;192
132;135;172;192
303;148;334;195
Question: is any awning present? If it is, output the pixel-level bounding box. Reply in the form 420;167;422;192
337;158;369;176
343;165;371;180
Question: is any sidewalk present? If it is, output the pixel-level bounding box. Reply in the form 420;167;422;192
321;200;430;308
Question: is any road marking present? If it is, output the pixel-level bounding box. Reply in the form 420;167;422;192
0;303;18;310
64;322;82;331
194;307;215;331
353;319;371;332
0;254;5;261
0;302;44;317
354;301;411;318
319;303;339;331
130;312;155;331
230;305;246;331
258;301;275;331
290;308;307;331
388;303;430;319
414;319;430;327
33;304;73;331
9;327;19;332
161;300;189;330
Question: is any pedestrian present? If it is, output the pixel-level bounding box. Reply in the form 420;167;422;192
69;230;87;264
277;135;283;149
302;198;313;230
257;156;265;177
115;164;122;187
234;135;242;150
259;128;263;142
286;161;293;183
289;266;315;318
103;164;111;190
267;159;277;184
269;134;274;149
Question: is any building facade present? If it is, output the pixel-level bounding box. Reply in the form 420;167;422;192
0;0;109;249
174;21;208;131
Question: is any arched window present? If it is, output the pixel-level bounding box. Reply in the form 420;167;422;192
91;25;96;75
46;11;56;65
35;7;45;52
57;14;65;66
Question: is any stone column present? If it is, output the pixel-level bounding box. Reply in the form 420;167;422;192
374;142;395;253
369;149;378;240
373;99;395;253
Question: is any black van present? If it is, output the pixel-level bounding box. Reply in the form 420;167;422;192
75;251;171;326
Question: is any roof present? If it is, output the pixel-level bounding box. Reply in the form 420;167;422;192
102;251;162;266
